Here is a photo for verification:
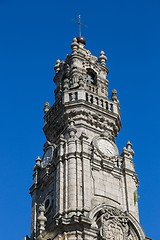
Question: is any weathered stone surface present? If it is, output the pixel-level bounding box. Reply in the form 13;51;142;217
24;38;151;240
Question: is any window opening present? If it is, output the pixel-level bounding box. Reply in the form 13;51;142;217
87;69;96;85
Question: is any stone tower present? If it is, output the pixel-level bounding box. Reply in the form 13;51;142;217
25;37;151;240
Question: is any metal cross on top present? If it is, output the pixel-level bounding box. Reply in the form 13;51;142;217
72;15;88;37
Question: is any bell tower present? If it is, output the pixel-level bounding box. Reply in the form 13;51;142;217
25;37;151;240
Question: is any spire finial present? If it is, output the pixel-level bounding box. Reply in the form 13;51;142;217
72;15;87;37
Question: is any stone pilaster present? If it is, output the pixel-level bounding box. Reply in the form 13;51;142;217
79;132;92;215
121;141;139;221
67;120;77;216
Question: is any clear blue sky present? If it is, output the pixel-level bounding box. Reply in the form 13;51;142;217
0;0;159;239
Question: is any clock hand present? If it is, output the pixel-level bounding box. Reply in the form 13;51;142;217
105;148;112;154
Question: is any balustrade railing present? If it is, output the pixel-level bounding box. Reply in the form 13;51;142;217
66;91;118;114
114;156;122;169
86;83;98;94
44;98;62;123
44;89;119;124
85;92;114;112
69;92;78;101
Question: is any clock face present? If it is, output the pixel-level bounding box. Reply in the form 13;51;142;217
96;138;118;157
42;148;53;167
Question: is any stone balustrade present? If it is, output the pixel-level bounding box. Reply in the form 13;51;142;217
85;92;113;112
69;92;78;101
44;98;62;124
44;90;120;124
86;82;98;94
63;89;120;114
114;156;123;169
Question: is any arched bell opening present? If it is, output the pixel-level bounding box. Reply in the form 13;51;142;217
86;68;97;85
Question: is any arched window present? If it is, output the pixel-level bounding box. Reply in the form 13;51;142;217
87;69;96;85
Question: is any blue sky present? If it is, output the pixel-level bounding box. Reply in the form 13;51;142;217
0;0;159;239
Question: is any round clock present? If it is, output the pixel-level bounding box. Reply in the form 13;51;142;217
41;147;53;167
96;138;119;157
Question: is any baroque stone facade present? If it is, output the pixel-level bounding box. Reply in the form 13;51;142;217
23;37;151;240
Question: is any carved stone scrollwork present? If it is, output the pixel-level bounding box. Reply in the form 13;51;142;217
67;119;77;138
95;207;134;240
79;75;84;88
